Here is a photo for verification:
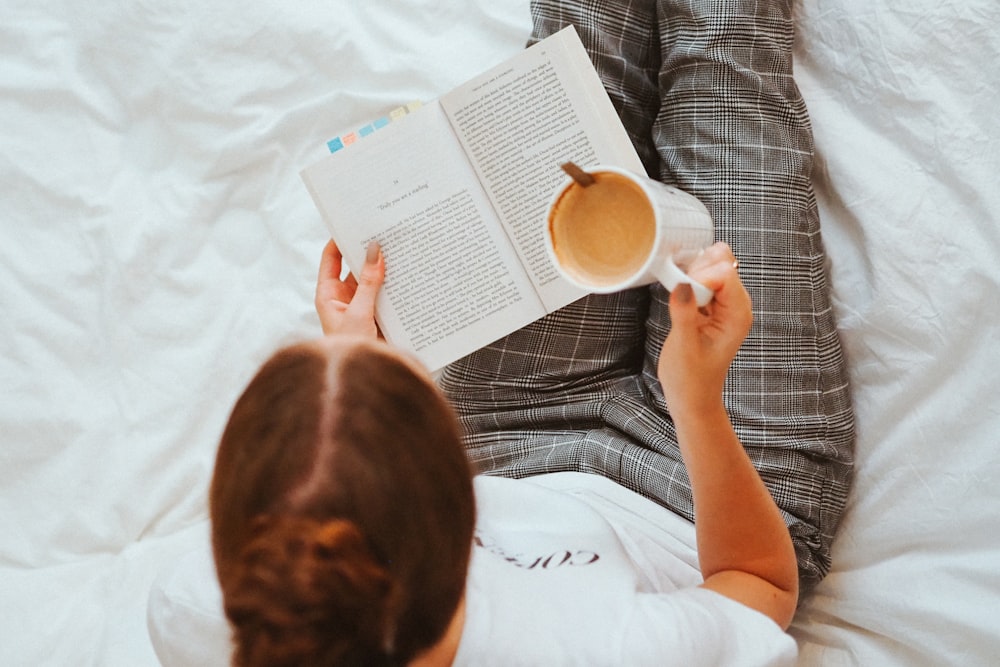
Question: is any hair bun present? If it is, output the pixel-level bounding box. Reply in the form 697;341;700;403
223;515;399;666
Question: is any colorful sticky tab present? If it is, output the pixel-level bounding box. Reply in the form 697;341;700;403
326;102;425;154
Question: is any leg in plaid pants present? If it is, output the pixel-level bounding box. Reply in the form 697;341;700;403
439;0;854;588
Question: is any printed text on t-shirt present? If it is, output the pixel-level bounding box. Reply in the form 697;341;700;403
474;532;600;570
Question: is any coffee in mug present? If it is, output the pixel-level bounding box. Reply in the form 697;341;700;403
545;164;714;306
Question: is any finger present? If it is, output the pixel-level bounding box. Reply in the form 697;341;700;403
317;239;343;284
316;241;346;315
686;245;741;297
346;241;385;319
685;242;731;272
689;261;737;294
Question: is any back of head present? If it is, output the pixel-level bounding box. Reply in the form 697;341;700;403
210;341;475;666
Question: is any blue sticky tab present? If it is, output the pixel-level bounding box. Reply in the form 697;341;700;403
373;116;390;129
358;124;375;137
327;137;344;153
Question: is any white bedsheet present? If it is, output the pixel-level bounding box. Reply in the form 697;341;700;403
2;1;998;665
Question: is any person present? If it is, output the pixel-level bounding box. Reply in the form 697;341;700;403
210;239;798;666
206;0;855;663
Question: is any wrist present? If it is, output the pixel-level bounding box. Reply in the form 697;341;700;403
668;396;728;429
661;374;726;419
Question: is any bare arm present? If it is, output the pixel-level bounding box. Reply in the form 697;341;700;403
657;243;799;629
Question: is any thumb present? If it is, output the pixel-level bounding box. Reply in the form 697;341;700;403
668;283;699;336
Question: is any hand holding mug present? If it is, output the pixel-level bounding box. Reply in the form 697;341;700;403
657;242;752;414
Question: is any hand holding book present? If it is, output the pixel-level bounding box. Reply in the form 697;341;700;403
301;27;645;370
315;239;385;340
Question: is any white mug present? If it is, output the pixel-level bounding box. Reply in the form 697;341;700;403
545;165;715;306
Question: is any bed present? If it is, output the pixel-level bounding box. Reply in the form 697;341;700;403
2;1;998;664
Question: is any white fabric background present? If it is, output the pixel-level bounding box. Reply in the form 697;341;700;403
1;0;998;664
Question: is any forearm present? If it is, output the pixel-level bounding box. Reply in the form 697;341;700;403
671;398;799;625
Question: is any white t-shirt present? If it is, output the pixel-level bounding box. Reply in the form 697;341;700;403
454;473;796;666
147;473;796;666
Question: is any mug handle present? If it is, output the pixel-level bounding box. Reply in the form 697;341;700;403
654;256;714;307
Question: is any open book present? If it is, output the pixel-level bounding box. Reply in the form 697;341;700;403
301;26;644;371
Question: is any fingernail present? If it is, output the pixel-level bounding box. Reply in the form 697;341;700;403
675;283;693;304
366;241;381;263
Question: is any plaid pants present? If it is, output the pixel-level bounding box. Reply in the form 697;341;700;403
439;0;854;587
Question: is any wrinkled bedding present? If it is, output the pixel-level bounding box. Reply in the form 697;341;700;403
2;1;998;664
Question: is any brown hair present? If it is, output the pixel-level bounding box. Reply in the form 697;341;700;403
210;340;475;666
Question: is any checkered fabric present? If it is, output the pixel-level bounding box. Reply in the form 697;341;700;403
438;0;854;588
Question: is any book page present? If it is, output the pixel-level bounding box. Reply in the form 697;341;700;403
441;26;645;311
301;105;543;371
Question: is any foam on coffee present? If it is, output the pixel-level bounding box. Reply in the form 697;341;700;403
548;171;656;287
